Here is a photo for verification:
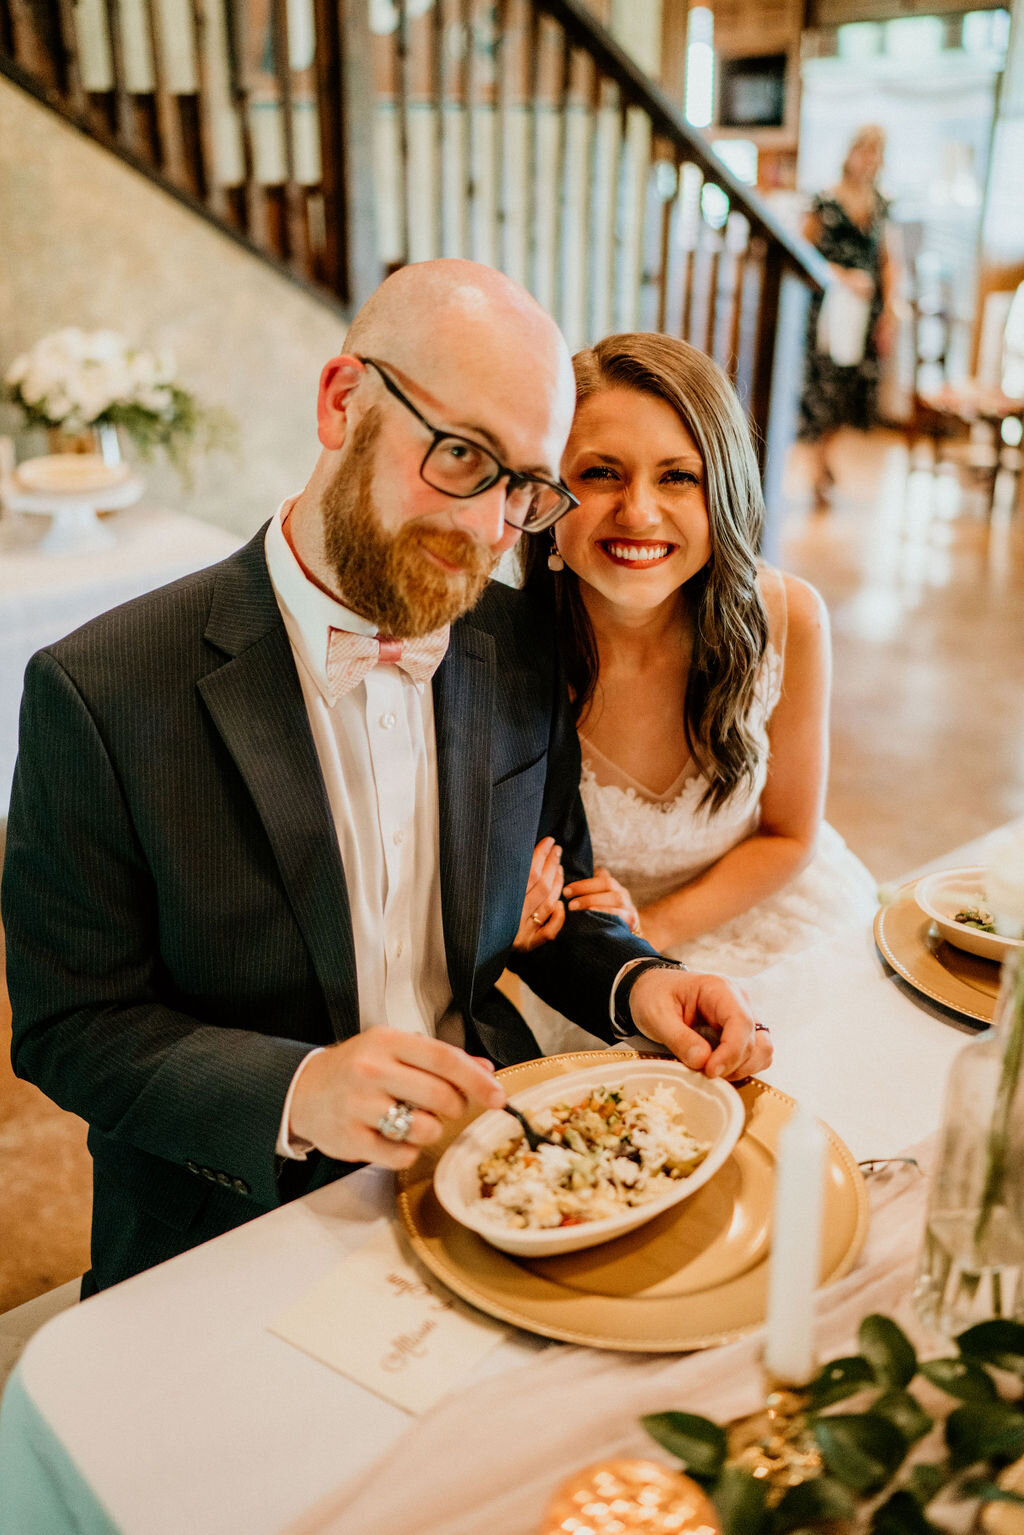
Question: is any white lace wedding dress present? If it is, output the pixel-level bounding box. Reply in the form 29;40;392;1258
518;583;879;1055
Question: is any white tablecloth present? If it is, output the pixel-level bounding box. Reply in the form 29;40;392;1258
0;507;242;815
0;822;1018;1535
288;1150;936;1535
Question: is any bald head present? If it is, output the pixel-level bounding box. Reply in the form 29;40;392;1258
342;261;574;449
345;259;565;371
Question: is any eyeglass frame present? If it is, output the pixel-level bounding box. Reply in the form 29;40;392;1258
355;355;578;532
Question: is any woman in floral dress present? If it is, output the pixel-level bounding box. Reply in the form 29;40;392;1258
798;125;899;504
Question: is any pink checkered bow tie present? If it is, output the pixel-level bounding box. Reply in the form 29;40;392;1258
325;625;450;699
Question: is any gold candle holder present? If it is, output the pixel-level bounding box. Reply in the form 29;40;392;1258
724;1374;822;1506
539;1458;720;1534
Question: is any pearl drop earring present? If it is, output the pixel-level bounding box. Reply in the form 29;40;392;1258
547;533;564;573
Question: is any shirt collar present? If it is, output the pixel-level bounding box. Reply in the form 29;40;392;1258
265;499;380;703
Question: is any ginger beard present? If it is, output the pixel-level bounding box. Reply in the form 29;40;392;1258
321;408;498;638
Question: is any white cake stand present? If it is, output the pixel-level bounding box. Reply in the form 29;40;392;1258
5;462;144;555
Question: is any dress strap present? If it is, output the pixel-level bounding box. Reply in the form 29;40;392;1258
759;564;789;668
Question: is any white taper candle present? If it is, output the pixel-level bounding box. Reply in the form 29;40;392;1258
763;1104;827;1385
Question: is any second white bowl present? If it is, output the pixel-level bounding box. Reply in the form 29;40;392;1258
915;865;1024;964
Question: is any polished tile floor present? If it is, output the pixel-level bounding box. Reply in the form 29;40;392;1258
1;428;1022;1311
781;431;1024;879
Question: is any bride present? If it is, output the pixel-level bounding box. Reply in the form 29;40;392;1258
512;331;877;1052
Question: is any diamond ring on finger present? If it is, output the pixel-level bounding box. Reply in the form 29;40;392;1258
377;1100;416;1143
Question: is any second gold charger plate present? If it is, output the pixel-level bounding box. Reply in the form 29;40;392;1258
874;878;1001;1026
397;1051;868;1353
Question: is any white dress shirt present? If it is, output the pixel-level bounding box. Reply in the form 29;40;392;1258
265;504;463;1155
263;503;655;1156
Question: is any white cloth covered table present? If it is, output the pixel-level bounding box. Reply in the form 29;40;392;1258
288;1150;936;1535
0;506;242;814
0;822;1018;1535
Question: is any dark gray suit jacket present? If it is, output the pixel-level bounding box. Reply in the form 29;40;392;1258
3;528;657;1290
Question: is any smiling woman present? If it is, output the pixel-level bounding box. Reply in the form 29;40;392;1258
515;333;877;1051
557;389;711;605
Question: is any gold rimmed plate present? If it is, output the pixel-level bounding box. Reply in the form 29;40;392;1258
874;879;1001;1026
396;1051;868;1353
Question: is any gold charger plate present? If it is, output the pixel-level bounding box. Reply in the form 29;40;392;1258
874;879;1001;1026
396;1051;869;1353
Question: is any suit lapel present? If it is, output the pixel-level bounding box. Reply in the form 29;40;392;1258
197;535;359;1039
433;620;495;1010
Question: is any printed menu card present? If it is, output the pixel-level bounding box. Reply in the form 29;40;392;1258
269;1219;509;1414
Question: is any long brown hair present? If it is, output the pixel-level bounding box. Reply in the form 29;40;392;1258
522;333;769;812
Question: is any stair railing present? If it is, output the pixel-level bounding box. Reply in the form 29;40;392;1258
1;0;827;489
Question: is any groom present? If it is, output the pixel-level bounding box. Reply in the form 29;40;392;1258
3;260;770;1292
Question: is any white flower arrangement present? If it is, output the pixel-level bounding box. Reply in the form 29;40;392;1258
4;328;236;480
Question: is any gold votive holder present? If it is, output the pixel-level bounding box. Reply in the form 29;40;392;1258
725;1374;822;1507
539;1457;720;1534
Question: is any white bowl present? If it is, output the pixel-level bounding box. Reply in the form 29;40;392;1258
915;866;1024;964
433;1058;744;1257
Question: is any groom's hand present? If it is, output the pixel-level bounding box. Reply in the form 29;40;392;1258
627;969;772;1081
288;1030;506;1170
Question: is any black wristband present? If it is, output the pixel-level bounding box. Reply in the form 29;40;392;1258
614;958;688;1036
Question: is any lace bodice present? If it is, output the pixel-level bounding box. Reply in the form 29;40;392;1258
580;646;783;908
517;580;877;1049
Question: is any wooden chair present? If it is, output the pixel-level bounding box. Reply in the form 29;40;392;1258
909;283;1024;514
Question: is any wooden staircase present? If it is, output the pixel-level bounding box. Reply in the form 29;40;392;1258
1;0;826;507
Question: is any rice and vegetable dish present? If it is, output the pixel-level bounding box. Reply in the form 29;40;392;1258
475;1084;710;1230
955;904;996;933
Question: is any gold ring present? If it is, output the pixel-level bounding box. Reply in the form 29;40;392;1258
530;911;545;926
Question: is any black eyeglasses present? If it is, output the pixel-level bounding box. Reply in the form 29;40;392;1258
357;356;578;532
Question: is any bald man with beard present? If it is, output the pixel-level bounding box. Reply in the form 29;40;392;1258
3;262;769;1293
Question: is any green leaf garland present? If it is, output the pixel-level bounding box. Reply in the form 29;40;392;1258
640;1411;727;1480
859;1316;917;1390
642;1311;1024;1532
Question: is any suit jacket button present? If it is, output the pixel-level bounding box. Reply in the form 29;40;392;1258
200;1166;215;1181
232;1177;249;1195
185;1161;199;1175
216;1171;233;1188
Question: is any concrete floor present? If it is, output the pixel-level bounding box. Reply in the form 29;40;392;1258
1;428;1022;1311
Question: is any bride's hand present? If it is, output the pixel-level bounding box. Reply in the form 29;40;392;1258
512;837;566;951
563;868;643;936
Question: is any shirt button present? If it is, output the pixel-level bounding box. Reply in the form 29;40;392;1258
393;828;405;846
379;711;397;730
396;940;404;958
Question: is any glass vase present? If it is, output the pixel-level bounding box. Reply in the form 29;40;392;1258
915;947;1024;1337
47;423;122;465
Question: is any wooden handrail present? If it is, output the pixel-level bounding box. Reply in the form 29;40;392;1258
538;0;828;291
0;46;348;315
2;0;826;522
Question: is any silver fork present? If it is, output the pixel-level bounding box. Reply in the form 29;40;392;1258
500;1103;561;1151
